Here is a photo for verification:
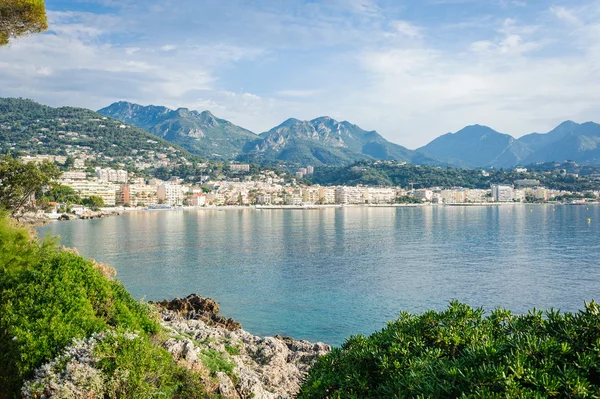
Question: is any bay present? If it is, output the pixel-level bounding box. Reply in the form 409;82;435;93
37;205;600;346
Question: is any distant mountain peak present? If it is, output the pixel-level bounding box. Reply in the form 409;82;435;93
98;101;258;160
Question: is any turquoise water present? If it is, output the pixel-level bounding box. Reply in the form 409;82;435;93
38;205;600;345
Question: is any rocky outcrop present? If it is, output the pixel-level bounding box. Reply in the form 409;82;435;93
21;295;330;399
152;294;242;331
159;306;331;399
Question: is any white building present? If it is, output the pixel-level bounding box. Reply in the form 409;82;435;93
230;164;250;172
367;188;395;204
491;185;514;202
157;183;185;206
319;187;336;204
62;180;117;206
256;193;272;205
335;187;367;204
95;168;128;183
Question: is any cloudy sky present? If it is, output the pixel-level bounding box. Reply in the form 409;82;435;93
1;0;599;148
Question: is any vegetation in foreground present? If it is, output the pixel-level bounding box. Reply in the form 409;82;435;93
299;301;600;398
0;215;205;398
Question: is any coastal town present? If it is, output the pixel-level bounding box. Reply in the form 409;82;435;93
21;155;600;217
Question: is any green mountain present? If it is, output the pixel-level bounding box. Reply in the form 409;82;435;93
0;98;201;168
98;101;259;160
243;116;440;166
417;125;533;168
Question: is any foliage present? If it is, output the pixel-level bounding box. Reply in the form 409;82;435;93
0;154;61;217
36;184;82;204
0;0;47;46
83;195;104;209
94;331;206;398
200;348;236;377
299;301;600;399
225;344;240;356
0;98;203;170
311;160;600;192
0;215;204;398
395;195;422;204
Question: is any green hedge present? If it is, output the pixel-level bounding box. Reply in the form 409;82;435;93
0;216;204;398
299;301;600;398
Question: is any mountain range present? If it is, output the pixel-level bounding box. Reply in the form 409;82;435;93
418;121;600;168
98;102;441;167
99;101;600;168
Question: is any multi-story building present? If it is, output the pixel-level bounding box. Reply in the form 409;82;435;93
283;193;303;205
118;184;158;206
157;183;185;206
95;167;128;183
367;188;395;204
62;180;117;206
491;185;514;202
230;163;250;173
335;186;367;204
414;189;433;202
302;187;321;204
319;187;336;204
465;189;489;203
60;171;87;181
306;165;314;174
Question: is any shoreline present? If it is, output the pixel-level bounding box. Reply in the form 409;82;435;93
37;201;600;223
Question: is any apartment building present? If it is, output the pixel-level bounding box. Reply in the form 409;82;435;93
491;185;514;202
157;183;185;206
367;188;395;204
63;180;117;206
95;167;128;183
319;187;336;204
335;186;367;204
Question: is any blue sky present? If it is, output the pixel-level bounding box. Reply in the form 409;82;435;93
1;0;598;148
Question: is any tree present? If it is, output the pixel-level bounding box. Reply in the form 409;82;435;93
0;155;61;217
0;0;48;46
82;195;104;210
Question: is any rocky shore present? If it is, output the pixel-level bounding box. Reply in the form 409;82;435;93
154;294;331;399
23;294;330;399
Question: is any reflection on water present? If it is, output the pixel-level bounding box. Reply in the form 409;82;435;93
38;205;600;345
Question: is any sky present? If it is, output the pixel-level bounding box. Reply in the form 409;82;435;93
1;0;599;149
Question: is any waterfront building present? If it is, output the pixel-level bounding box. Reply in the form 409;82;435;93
414;189;433;202
302;187;321;204
319;187;336;204
62;180;117;206
118;184;158;206
256;193;272;205
335;186;367;204
157;183;185;206
491;185;514;202
465;189;489;203
367;188;395;204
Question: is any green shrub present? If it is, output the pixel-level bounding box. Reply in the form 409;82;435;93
201;348;236;377
299;301;600;399
0;215;204;398
225;344;240;356
95;330;205;399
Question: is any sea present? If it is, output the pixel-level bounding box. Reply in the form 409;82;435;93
38;204;600;346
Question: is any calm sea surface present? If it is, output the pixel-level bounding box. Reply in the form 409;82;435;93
38;205;600;345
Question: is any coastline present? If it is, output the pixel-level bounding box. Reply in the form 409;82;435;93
38;201;600;224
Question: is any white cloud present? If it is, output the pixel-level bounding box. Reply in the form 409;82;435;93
390;21;422;38
2;1;600;150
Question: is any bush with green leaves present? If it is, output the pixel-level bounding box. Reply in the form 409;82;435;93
299;301;600;398
0;214;205;398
